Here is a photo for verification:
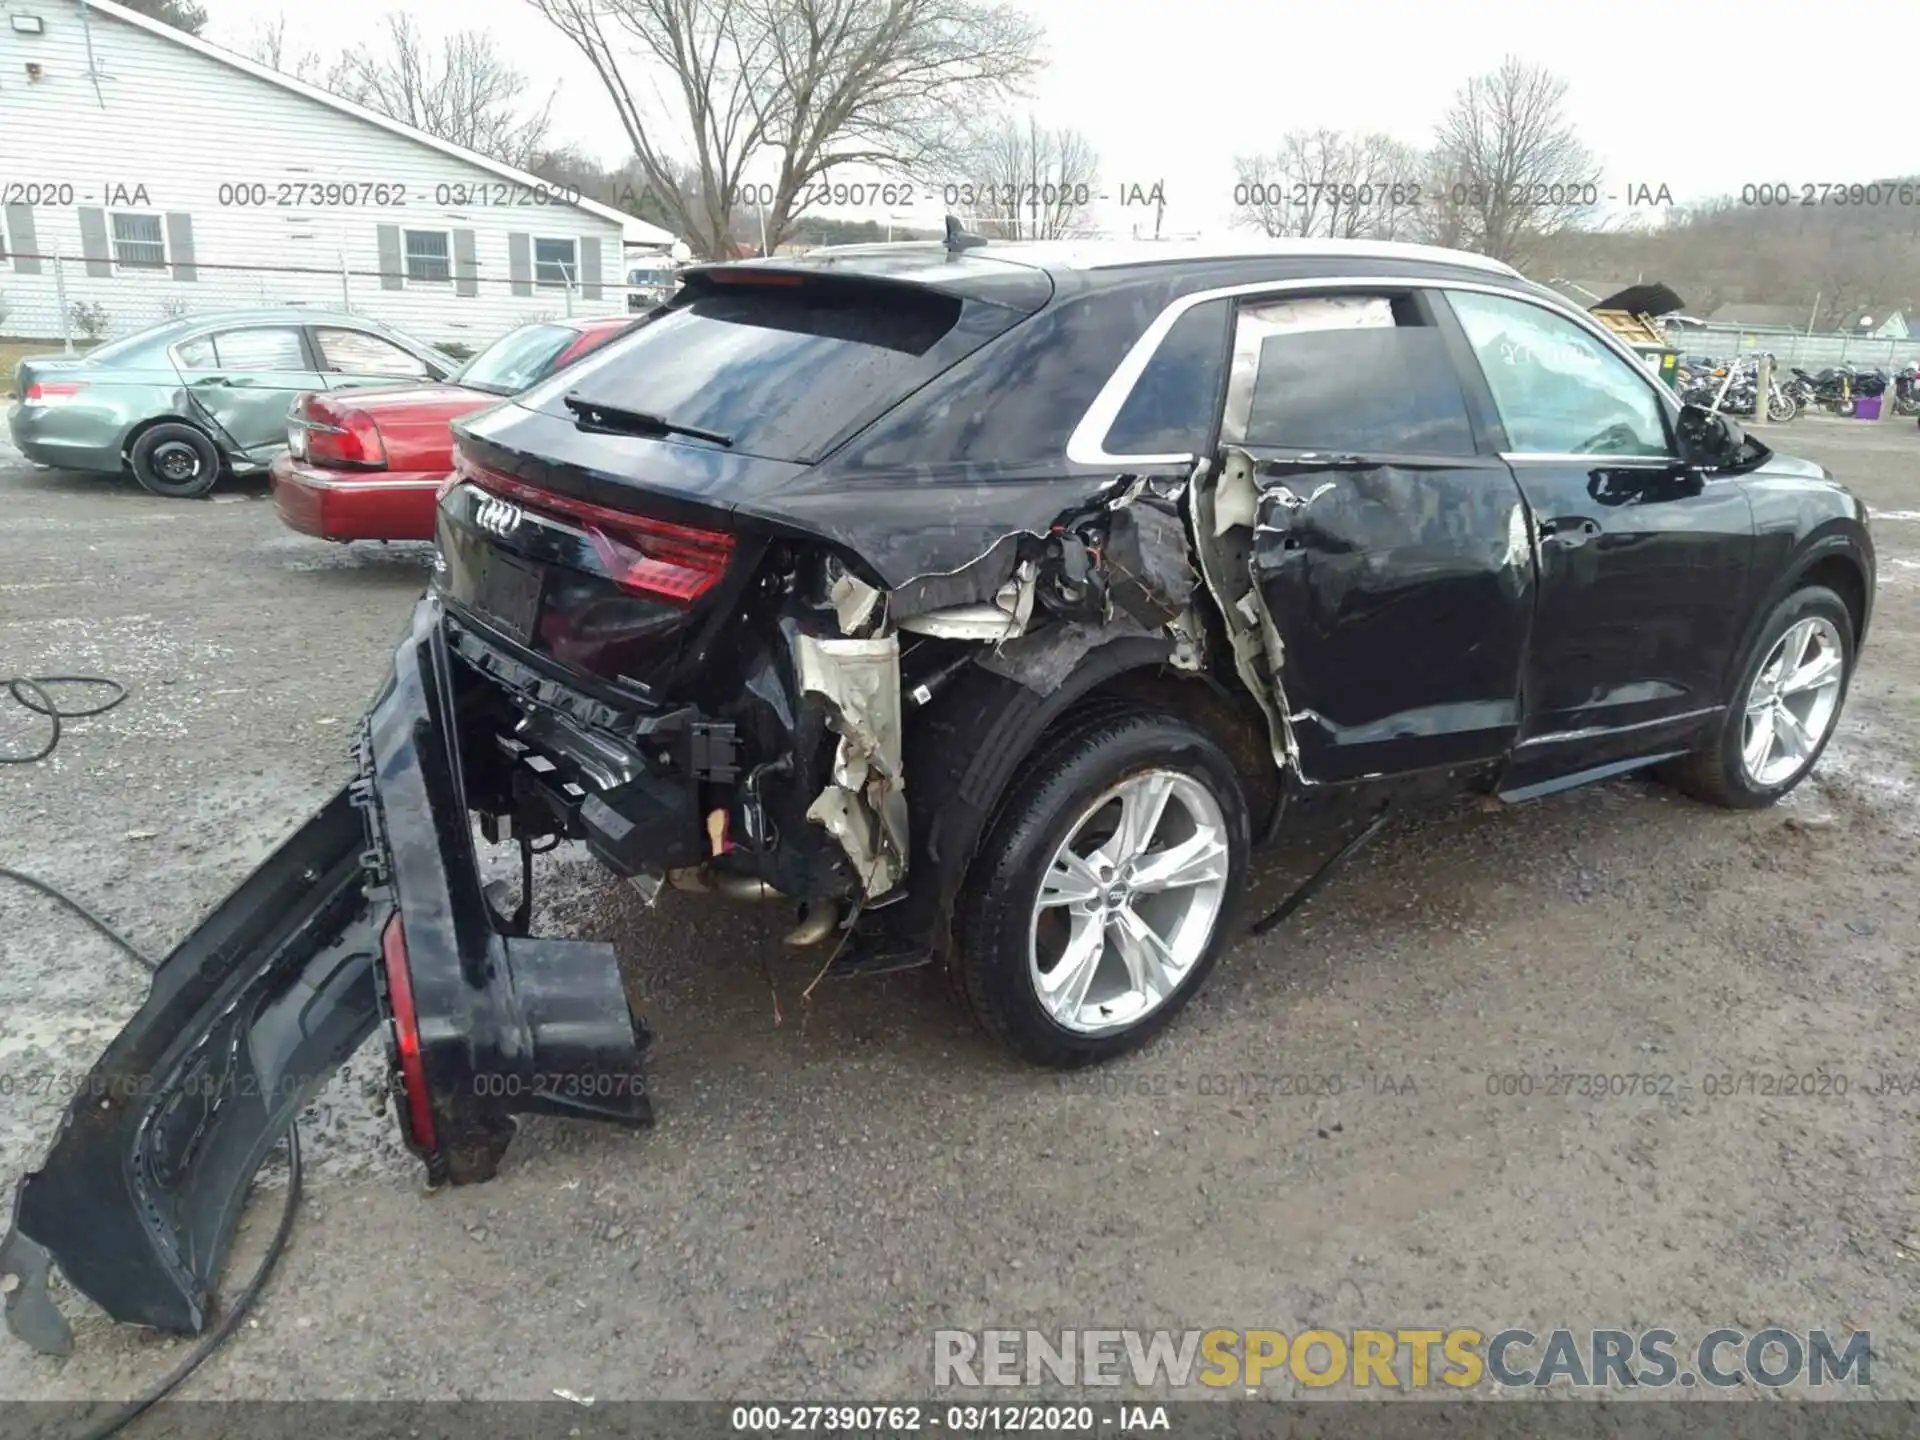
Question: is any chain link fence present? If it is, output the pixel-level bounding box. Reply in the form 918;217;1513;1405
1669;326;1920;371
0;251;678;355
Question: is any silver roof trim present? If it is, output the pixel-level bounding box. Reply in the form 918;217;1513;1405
1065;274;1681;468
797;237;1523;276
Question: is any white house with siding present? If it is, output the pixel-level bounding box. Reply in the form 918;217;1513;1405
0;0;677;347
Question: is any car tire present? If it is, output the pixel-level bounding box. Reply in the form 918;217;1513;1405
952;708;1250;1068
1662;584;1855;810
130;423;222;499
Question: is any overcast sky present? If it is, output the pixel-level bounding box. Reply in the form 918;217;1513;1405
207;0;1920;239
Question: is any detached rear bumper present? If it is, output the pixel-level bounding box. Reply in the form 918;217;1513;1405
0;594;651;1354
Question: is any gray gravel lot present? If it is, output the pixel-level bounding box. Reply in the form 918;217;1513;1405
0;419;1916;1403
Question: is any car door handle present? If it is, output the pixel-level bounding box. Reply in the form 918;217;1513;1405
191;376;255;387
1539;518;1601;547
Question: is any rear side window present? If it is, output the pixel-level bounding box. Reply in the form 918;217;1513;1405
1103;298;1231;456
1224;294;1476;456
542;278;963;461
208;327;309;372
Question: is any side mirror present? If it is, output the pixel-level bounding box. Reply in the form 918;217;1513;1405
1675;403;1745;469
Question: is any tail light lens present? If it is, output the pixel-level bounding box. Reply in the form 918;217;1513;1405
293;395;388;469
380;913;438;1154
24;381;86;406
456;454;734;605
583;514;735;603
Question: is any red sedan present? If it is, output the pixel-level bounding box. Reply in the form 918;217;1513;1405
271;316;635;542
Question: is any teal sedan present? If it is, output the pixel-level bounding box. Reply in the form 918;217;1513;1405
7;309;456;497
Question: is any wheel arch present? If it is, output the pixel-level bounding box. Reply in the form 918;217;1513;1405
1730;533;1874;694
894;633;1276;963
120;412;231;467
1798;550;1870;651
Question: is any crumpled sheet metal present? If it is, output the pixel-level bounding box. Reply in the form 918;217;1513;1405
794;633;909;897
1101;503;1199;629
898;563;1037;641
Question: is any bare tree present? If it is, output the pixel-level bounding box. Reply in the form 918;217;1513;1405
528;0;1044;260
239;14;356;91
937;113;1098;239
1231;130;1424;241
529;145;704;237
332;14;557;171
1427;56;1599;265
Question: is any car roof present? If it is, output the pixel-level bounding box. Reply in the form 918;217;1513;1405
761;236;1524;280
172;308;401;331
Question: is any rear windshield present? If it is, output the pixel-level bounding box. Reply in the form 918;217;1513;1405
456;323;579;395
527;278;964;461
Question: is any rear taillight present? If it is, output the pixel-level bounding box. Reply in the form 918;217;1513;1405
583;513;735;603
294;396;388;469
24;381;86;406
456;454;734;604
380;913;438;1154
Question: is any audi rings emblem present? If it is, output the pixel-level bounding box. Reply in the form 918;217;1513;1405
475;495;525;537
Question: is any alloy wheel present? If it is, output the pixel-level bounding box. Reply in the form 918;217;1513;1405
1028;769;1231;1036
1740;616;1846;788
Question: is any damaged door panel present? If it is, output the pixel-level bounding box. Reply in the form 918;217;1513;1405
1238;449;1535;780
1197;287;1534;783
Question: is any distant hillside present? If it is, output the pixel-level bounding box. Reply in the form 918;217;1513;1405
1529;176;1920;328
778;216;942;247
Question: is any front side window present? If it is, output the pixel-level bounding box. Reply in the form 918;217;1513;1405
208;327;308;371
315;327;431;378
534;237;578;289
404;230;451;285
1224;292;1476;455
1446;289;1671;457
111;212;166;270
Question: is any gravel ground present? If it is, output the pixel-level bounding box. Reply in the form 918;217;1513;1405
0;419;1916;1404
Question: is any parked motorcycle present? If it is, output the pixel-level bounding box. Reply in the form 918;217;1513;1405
1895;362;1920;417
1681;354;1796;422
1789;365;1862;416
